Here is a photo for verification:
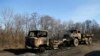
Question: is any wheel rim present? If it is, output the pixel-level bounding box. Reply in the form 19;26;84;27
74;39;79;46
85;38;89;45
88;38;92;44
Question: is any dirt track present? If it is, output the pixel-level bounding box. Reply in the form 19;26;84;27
0;41;100;56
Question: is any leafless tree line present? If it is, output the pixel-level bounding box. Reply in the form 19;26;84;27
0;8;100;49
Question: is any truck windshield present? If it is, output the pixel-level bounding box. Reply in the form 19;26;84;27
28;31;47;37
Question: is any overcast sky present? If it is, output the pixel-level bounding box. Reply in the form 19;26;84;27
0;0;100;23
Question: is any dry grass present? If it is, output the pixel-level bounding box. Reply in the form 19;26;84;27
0;30;25;49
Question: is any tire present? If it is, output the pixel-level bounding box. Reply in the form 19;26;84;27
85;38;89;45
88;37;92;45
73;38;79;47
39;47;45;52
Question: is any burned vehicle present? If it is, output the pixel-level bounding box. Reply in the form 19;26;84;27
63;30;93;47
25;30;49;52
49;31;68;49
49;38;65;49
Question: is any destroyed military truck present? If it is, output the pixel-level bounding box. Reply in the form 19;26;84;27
49;31;68;49
25;30;64;50
63;29;93;47
25;30;49;52
49;38;66;49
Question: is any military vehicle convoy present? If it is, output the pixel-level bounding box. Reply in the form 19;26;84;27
25;29;93;52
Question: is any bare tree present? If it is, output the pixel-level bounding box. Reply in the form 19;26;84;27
29;13;40;30
0;8;14;48
67;20;74;30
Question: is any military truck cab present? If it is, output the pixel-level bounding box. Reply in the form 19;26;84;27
25;30;48;52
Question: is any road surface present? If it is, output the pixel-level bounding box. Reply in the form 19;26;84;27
0;41;100;56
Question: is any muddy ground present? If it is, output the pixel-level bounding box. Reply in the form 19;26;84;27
0;41;100;56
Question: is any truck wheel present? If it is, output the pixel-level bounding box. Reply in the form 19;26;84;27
39;47;45;52
88;38;92;44
85;38;89;45
73;38;79;47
